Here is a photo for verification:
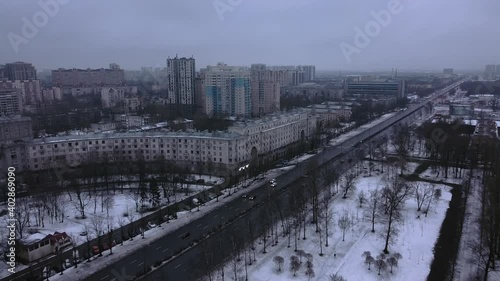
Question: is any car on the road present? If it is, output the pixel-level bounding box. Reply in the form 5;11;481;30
241;194;247;198
249;196;256;200
181;232;191;239
148;222;157;228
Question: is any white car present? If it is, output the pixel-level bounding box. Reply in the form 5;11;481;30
148;222;157;228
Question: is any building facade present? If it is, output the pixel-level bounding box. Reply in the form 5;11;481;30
52;64;125;87
101;87;125;108
0;116;33;174
166;56;196;117
0;89;23;116
345;80;407;99
26;111;317;172
202;63;252;117
0;80;42;107
4;62;37;81
298;65;316;82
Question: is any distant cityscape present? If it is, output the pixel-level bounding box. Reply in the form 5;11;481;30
1;57;500;281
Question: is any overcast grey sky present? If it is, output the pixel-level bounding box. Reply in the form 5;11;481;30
1;0;499;71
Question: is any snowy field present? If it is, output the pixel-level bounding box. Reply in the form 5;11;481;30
215;162;453;281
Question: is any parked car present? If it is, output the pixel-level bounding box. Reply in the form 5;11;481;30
148;222;157;228
92;245;100;255
181;232;191;239
79;231;87;236
241;194;247;198
249;196;256;200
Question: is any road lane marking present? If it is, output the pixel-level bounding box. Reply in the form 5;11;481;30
203;225;209;229
101;275;109;280
221;216;225;220
175;264;182;269
130;259;137;264
156;246;162;250
196;223;202;228
162;248;169;253
213;214;219;219
137;262;144;267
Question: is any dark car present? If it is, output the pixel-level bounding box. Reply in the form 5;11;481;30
181;232;191;239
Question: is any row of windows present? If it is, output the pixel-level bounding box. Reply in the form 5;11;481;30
32;138;229;150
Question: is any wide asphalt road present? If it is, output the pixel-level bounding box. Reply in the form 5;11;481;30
82;80;465;281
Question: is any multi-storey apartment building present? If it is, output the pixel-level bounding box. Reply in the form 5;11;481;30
484;65;497;80
42;87;63;102
52;64;125;87
250;64;280;116
4;62;37;81
194;76;205;115
101;87;125;108
297;65;316;82
26;111;317;172
202;63;252;117
166;56;196;117
227;110;317;163
0;80;42;106
0;89;23;116
0;116;33;174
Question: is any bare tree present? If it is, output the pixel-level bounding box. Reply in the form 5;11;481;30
297;250;306;264
273;256;284;272
386;256;399;273
73;180;91;219
375;258;387;275
103;196;114;218
368;189;379;232
305;268;315;281
321;189;333;247
90;216;105;256
414;182;433;212
14;197;31;239
366;255;375;270
358;191;366;208
424;188;442;217
290;255;300;276
330;273;347;281
338;210;350;241
380;176;412;254
67;234;80;268
342;173;357;199
392;124;411;174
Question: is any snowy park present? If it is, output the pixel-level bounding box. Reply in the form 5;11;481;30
210;161;453;281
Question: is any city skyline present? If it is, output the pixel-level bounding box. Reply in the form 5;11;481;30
1;0;499;71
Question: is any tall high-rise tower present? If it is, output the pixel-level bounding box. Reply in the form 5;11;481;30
201;63;251;117
166;56;196;117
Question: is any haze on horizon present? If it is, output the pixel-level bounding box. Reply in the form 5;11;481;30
0;0;499;71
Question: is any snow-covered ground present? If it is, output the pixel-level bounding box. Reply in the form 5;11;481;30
0;175;223;279
214;161;453;281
